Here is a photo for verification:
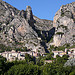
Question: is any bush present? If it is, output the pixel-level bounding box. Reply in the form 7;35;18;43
0;44;11;52
56;32;64;35
73;35;75;37
73;19;75;22
15;47;28;52
48;37;53;43
61;9;65;17
58;25;68;30
69;70;75;75
7;64;40;75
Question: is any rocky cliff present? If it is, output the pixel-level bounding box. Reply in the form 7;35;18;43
0;0;75;52
0;0;53;53
52;2;75;47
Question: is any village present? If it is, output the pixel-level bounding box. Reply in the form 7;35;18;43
0;50;40;61
0;48;75;62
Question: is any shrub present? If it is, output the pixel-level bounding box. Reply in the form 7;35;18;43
61;9;65;17
73;35;75;37
0;44;11;52
57;25;68;30
73;19;75;22
56;32;64;35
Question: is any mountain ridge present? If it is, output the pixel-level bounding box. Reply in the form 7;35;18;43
0;0;75;53
0;0;54;53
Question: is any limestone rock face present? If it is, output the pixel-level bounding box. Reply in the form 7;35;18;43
0;0;53;53
33;16;53;31
64;58;75;67
1;0;74;52
53;2;75;46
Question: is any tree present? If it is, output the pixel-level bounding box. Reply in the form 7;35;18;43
69;70;75;75
7;64;40;75
0;55;6;75
25;53;35;64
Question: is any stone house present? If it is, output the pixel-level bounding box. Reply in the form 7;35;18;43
0;50;25;61
52;51;64;58
44;60;54;64
68;53;75;59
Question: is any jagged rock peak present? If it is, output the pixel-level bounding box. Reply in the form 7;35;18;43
25;6;33;20
18;10;26;18
26;6;32;11
25;6;33;23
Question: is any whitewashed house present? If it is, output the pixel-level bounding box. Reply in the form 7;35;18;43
0;50;25;61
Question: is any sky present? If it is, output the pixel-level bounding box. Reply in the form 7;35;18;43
3;0;75;20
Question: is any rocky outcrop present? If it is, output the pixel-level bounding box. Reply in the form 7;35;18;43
33;16;53;31
52;2;75;47
0;0;53;53
64;58;75;67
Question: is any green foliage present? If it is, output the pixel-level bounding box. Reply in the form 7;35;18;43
69;70;75;75
44;53;54;60
73;35;75;37
50;43;71;51
49;43;72;51
42;34;46;40
73;19;75;22
0;44;75;75
36;52;54;66
55;46;65;51
0;55;6;75
0;54;75;75
70;44;75;48
15;47;28;52
41;55;69;75
61;9;65;17
25;53;35;64
56;32;64;35
0;44;11;52
15;41;23;45
6;64;40;75
63;43;70;49
61;12;65;17
58;25;68;30
50;45;55;50
49;45;65;51
56;55;69;64
48;37;53;43
36;56;45;66
37;30;41;37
